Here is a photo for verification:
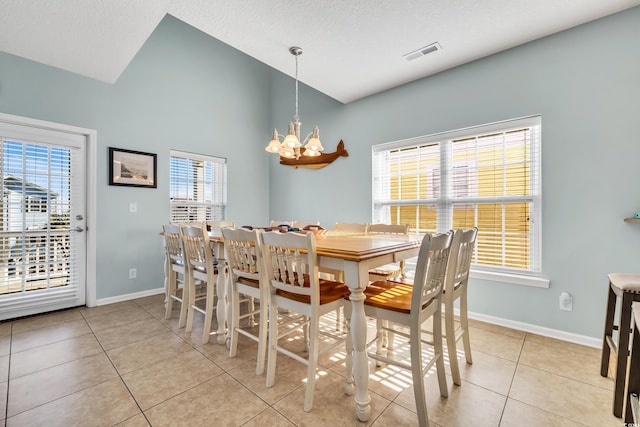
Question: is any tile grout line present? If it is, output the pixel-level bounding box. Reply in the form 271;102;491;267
136;298;287;425
497;333;593;427
5;312;112;423
80;305;154;426
496;330;527;426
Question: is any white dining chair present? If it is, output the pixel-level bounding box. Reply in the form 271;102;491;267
162;224;189;327
318;222;369;283
259;230;347;412
222;227;269;375
365;223;411;355
344;231;453;426
367;223;410;281
181;223;222;345
332;222;368;235
442;227;477;385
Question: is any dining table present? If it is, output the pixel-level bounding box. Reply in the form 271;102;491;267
208;226;421;420
313;231;422;422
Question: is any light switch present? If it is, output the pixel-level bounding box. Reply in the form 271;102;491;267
129;202;137;213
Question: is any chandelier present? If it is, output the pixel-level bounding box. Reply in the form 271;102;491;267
265;47;324;159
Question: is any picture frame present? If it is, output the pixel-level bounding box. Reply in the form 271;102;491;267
108;147;157;188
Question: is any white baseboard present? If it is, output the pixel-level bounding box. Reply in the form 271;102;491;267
94;288;600;349
467;310;600;349
95;287;164;307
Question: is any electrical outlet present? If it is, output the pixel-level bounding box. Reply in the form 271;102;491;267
559;292;572;311
129;268;137;279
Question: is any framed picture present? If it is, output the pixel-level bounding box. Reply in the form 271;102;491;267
108;147;157;188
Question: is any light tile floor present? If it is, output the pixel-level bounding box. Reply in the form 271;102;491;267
0;294;623;426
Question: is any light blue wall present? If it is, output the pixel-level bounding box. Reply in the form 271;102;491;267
268;6;640;338
0;15;272;299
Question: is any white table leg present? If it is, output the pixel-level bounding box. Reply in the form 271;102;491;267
215;242;227;344
344;264;371;422
216;263;227;344
225;263;233;348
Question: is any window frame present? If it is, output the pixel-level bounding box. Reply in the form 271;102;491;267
372;116;547;287
169;150;227;223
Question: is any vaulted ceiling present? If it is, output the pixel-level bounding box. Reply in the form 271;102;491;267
1;1;638;103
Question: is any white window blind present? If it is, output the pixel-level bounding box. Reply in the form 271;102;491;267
372;116;541;275
169;150;227;223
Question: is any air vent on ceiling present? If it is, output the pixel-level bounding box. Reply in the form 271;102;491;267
402;42;442;62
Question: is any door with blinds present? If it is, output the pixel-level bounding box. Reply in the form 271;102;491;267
0;118;87;320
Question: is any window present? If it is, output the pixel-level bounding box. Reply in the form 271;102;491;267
169;150;227;223
372;116;542;278
26;196;48;213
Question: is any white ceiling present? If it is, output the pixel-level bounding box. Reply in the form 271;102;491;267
1;0;639;104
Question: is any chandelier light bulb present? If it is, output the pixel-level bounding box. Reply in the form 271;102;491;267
304;126;323;153
265;129;282;153
283;122;301;148
280;147;295;158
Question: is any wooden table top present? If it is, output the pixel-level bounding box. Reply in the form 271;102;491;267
313;233;421;261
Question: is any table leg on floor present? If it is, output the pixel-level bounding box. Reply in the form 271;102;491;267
349;286;371;422
215;259;227;344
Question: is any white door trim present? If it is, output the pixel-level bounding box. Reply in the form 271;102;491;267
0;112;97;307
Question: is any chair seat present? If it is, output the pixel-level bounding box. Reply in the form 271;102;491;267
609;273;640;293
348;280;433;314
238;276;260;289
276;277;348;305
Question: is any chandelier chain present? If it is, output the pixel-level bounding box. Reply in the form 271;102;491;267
265;46;324;160
294;53;299;121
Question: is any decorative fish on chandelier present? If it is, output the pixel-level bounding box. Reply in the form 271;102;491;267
280;140;349;169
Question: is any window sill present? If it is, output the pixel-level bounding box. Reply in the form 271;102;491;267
470;269;550;288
